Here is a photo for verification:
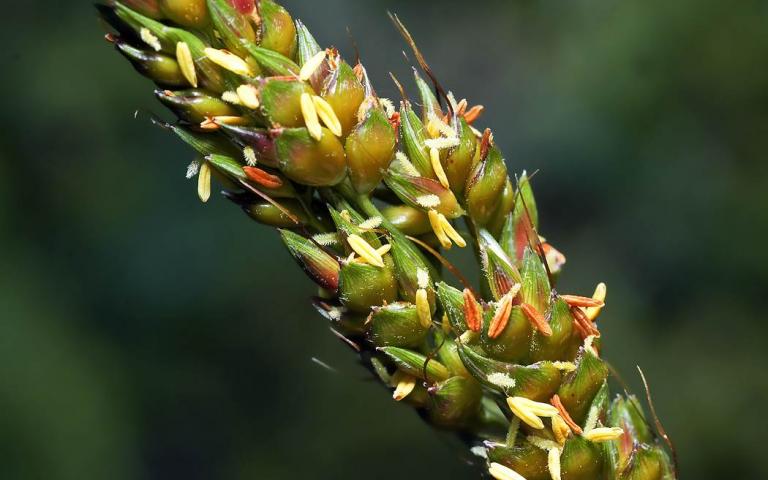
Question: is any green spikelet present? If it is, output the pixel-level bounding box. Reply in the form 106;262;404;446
97;2;677;478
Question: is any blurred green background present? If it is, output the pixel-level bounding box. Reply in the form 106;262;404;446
1;0;766;478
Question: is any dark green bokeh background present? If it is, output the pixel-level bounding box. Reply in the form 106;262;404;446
1;1;766;478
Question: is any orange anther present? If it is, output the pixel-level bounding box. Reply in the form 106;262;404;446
521;302;552;336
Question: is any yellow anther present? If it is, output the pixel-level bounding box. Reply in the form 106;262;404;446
506;397;559;429
299;50;327;81
391;371;416;401
585;282;607;321
197;161;211;203
416;288;432;328
204;48;254;77
300;93;322;140
437;214;466;248
548;447;562;480
176;41;197;88
312;95;343;137
211;116;248;126
236;84;261;109
430;147;451;189
375;243;392;257
488;462;527;480
346;234;384;267
552;415;571;445
428;209;452;249
583;427;624;442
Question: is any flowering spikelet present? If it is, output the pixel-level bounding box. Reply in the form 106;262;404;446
99;3;676;478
